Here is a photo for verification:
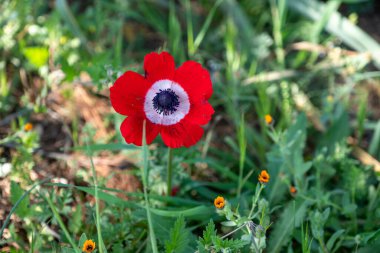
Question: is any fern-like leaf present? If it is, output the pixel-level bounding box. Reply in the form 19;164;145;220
165;216;190;253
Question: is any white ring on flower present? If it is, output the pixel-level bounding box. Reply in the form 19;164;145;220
144;79;190;126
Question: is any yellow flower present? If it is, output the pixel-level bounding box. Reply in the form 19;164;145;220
265;114;273;125
82;239;96;253
214;196;225;209
258;170;270;184
24;123;33;131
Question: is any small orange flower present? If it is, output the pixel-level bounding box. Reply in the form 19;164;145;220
258;170;270;184
82;239;96;253
214;196;225;209
265;114;273;125
290;186;297;194
24;123;33;131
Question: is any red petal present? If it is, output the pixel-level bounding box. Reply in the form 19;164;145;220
186;101;214;125
174;61;212;103
120;117;160;146
160;121;204;148
144;52;175;83
110;71;150;116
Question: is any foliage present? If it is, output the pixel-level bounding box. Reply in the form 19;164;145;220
164;216;190;253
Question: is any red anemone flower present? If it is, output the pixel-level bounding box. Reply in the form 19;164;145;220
110;52;214;148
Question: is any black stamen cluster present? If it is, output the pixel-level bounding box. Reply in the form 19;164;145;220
152;88;180;115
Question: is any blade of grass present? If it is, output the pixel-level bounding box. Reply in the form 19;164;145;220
137;1;166;35
369;120;380;158
220;0;256;52
193;0;223;54
287;0;380;68
185;0;195;56
149;205;213;219
270;0;285;67
311;0;341;43
45;192;80;253
189;157;256;189
49;182;204;206
237;113;247;198
169;0;184;61
0;178;50;240
55;0;92;54
270;0;292;125
356;92;368;143
353;71;380;82
86;140;105;253
73;143;138;152
308;0;341;66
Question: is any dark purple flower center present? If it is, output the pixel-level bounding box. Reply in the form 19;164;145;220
152;88;180;115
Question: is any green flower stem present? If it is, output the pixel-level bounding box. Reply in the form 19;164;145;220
89;156;103;253
142;120;158;253
248;184;265;219
86;137;104;253
167;147;173;196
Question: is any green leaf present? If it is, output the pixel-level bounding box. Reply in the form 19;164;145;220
311;208;330;240
165;216;190;253
268;199;309;252
76;186;138;209
212;236;248;252
77;233;88;249
10;181;30;218
317;108;350;153
50;183;213;220
22;47;49;68
73;143;138;152
150;205;213;220
199;220;217;248
198;219;248;252
359;228;380;245
369;120;380;157
69;205;82;234
326;229;345;251
268;113;309;204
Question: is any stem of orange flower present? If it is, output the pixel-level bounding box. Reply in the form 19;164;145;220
248;183;265;219
87;139;104;253
167;148;173;196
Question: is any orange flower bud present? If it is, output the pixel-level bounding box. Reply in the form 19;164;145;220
258;170;270;184
265;114;273;125
82;239;96;253
214;196;225;209
24;123;33;131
